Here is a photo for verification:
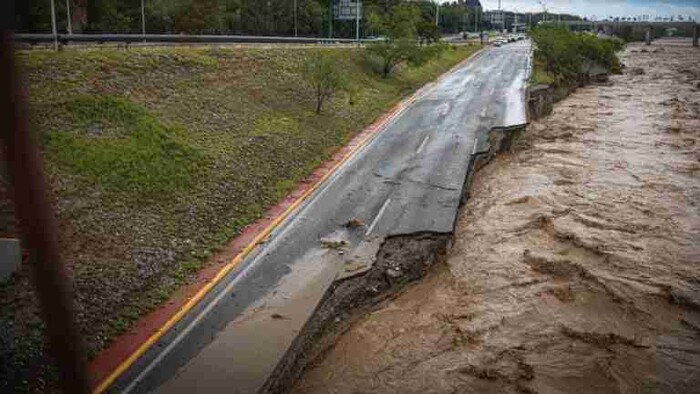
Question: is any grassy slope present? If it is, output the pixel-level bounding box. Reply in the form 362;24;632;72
0;44;481;390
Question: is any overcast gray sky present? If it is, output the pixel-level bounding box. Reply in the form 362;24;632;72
476;0;700;20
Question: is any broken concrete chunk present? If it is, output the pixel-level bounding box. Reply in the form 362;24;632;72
386;268;402;279
335;260;373;281
344;261;368;273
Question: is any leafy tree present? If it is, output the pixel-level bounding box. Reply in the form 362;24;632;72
366;38;411;77
303;51;346;114
433;2;467;34
417;19;441;45
531;25;622;84
365;1;448;77
85;0;141;33
366;2;420;39
175;0;224;33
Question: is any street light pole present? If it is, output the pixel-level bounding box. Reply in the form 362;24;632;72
328;1;333;38
66;0;72;34
294;0;298;37
141;0;146;36
498;0;503;33
435;1;440;26
50;0;58;50
355;0;360;42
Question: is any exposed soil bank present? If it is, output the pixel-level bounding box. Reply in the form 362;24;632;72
263;233;452;393
294;40;700;393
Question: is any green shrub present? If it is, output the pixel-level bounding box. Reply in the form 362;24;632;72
365;39;414;77
530;26;622;85
366;39;449;76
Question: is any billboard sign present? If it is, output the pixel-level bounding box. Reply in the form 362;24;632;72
333;0;363;20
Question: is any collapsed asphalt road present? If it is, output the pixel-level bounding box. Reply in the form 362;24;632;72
108;40;532;393
293;40;700;394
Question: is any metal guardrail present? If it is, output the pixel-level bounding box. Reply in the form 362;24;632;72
14;33;380;45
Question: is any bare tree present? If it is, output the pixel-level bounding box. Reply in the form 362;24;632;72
303;51;345;114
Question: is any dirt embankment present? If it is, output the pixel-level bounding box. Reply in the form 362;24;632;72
294;40;700;393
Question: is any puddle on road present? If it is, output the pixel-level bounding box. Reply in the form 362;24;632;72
293;41;700;393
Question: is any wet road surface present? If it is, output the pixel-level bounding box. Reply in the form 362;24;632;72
110;40;532;393
294;40;700;394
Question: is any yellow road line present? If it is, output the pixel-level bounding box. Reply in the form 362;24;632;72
93;47;483;393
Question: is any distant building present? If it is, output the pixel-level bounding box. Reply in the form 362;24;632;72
484;10;512;31
483;10;528;32
462;0;483;14
460;0;484;32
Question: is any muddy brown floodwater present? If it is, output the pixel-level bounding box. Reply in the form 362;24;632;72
293;40;700;394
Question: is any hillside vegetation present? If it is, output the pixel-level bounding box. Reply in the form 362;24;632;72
530;25;623;87
0;44;480;390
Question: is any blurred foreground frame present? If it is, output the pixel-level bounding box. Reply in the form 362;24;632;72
0;1;90;393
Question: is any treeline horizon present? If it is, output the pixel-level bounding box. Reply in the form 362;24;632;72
19;0;581;37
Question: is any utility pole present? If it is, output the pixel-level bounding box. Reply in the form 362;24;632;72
328;0;333;38
66;0;72;34
141;0;146;36
498;0;502;33
50;0;58;50
294;0;298;37
539;0;547;23
355;0;360;42
435;1;440;26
